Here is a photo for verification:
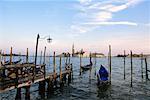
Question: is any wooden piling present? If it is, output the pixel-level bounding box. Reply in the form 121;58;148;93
15;88;21;100
124;50;126;80
80;53;82;75
43;46;46;64
39;81;45;98
33;34;40;82
89;53;92;79
26;48;29;63
94;52;96;76
10;47;12;65
25;86;30;100
59;56;63;87
145;58;148;80
40;51;42;64
130;51;133;87
141;53;143;79
53;52;57;85
109;45;112;84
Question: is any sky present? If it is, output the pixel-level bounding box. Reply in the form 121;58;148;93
0;0;149;55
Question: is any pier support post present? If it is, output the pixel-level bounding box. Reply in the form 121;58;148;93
39;81;45;98
15;88;21;100
25;86;30;100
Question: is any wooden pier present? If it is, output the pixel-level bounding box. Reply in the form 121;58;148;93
0;61;73;99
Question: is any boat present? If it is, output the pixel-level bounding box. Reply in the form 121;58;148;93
81;55;93;71
97;65;109;86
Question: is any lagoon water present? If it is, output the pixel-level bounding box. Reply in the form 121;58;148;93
0;56;150;100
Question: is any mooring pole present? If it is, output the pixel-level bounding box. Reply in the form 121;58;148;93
26;48;29;63
130;51;133;87
43;47;46;79
33;34;40;82
10;47;12;65
80;53;82;75
141;53;143;79
43;46;46;64
40;51;42;65
59;56;63;87
53;52;57;85
145;58;148;80
94;52;96;76
124;50;126;80
89;53;92;79
109;45;112;84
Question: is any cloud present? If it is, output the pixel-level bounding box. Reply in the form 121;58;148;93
71;0;143;34
83;21;138;26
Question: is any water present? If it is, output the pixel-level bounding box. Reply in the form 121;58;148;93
0;56;150;100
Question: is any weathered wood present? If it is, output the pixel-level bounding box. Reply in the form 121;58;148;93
43;47;46;79
26;48;29;63
80;53;82;75
10;47;13;65
130;51;133;87
25;86;30;100
145;58;148;80
109;45;112;84
141;53;143;79
15;88;21;100
124;50;126;80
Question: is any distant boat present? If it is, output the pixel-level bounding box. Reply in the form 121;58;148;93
97;65;109;86
81;55;93;71
1;59;22;65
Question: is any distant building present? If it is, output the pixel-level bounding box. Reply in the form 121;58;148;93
91;53;105;58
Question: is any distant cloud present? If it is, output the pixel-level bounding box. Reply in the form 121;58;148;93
71;0;143;34
83;21;138;26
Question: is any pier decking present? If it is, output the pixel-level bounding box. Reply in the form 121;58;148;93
0;62;73;99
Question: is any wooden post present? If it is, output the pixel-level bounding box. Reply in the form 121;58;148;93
53;52;57;85
145;58;148;80
109;45;112;84
10;47;12;65
26;48;29;63
25;86;30;100
59;56;63;87
40;51;42;64
43;46;46;64
94;52;96;76
33;34;40;82
43;47;46;79
130;51;133;87
124;50;126;80
15;88;21;100
89;53;92;79
80;53;82;75
0;50;1;66
39;81;45;98
141;53;143;79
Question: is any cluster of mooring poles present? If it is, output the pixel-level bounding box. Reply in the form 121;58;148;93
123;51;149;87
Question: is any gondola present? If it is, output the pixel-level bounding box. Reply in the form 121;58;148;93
81;55;92;71
97;65;109;86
